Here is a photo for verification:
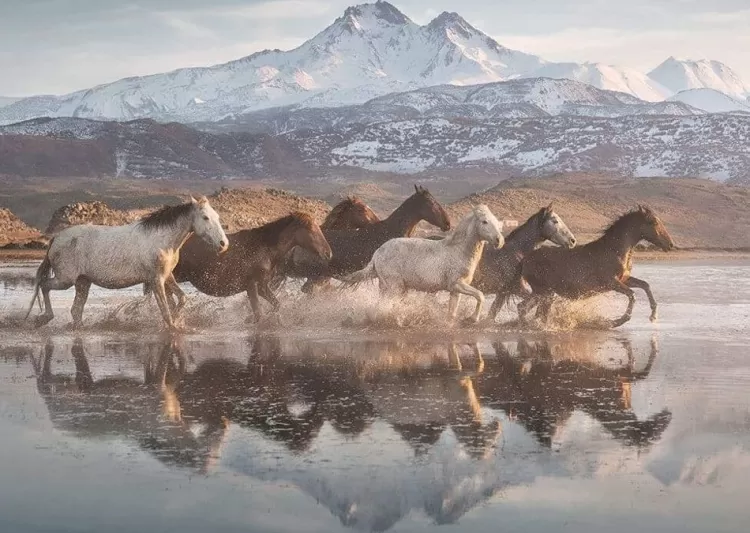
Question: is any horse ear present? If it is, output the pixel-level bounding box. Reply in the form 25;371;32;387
414;184;419;193
189;196;198;204
546;202;553;212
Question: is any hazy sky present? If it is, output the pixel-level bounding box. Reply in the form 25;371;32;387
1;0;749;96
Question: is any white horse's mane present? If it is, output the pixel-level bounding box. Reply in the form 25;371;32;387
444;205;489;245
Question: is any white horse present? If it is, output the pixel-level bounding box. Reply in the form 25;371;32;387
341;204;504;324
25;196;228;331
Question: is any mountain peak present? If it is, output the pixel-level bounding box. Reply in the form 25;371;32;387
343;1;411;26
427;11;477;36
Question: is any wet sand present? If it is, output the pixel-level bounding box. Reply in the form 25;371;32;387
1;260;750;532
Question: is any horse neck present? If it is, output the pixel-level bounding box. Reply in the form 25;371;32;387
383;199;424;237
593;222;641;260
271;227;303;262
504;219;543;253
450;221;487;263
147;215;195;251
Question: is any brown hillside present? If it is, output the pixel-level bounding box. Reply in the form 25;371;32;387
449;174;750;248
0;208;44;247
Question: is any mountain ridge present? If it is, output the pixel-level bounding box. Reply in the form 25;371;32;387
0;2;747;125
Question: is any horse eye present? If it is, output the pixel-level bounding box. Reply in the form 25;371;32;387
482;220;488;225
203;216;209;221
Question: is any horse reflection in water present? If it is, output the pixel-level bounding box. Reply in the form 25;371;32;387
30;334;672;532
485;336;671;449
30;337;227;473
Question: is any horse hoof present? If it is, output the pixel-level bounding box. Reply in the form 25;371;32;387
461;317;480;327
650;313;658;323
34;315;53;328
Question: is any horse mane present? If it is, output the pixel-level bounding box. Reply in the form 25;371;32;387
601;207;652;239
322;196;372;229
138;202;195;231
505;207;547;241
255;212;316;245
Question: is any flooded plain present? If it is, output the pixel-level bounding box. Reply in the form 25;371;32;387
2;259;750;532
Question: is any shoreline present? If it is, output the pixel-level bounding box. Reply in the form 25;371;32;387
3;248;750;264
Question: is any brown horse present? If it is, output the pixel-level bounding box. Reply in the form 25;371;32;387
516;205;675;328
285;185;452;293
270;196;381;292
164;212;332;323
321;196;381;230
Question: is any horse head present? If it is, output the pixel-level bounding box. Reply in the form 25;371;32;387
288;212;333;263
411;185;451;231
473;204;504;249
539;203;577;248
190;196;229;253
636;205;675;252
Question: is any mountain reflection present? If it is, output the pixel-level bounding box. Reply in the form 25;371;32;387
31;332;670;531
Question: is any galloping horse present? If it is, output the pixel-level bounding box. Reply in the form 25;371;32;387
163;212;332;323
270;196;380;292
515;205;675;328
476;205;576;320
342;205;504;324
288;185;452;292
26;197;228;331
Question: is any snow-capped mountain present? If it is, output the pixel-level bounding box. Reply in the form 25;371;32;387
206;78;702;135
522;62;671;102
0;2;546;125
668;89;750;114
0;2;747;126
648;57;750;100
0;96;21;109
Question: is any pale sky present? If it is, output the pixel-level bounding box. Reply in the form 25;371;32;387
1;0;749;96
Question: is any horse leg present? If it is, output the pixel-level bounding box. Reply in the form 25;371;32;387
151;277;176;331
36;277;74;327
452;281;485;324
516;294;539;326
487;291;506;322
246;282;261;324
626;277;658;322
70;277;91;329
609;281;637;328
534;295;554;324
448;292;461;319
258;281;281;313
165;275;187;318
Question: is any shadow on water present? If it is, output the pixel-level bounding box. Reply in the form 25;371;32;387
24;331;671;532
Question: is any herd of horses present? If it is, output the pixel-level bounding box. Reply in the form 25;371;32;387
24;184;676;331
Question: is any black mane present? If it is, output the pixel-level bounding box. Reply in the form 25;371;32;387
139;202;195;231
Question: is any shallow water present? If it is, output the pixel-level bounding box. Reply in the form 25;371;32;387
1;260;750;532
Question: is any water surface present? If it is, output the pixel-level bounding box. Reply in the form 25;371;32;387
1;260;750;532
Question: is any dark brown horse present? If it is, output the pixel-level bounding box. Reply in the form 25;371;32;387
165;212;332;323
516;205;675;328
270;196;381;292
284;185;452;293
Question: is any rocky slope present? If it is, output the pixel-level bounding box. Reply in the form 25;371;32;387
0;208;44;247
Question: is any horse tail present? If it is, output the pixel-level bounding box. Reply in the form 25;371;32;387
25;248;53;320
339;261;377;290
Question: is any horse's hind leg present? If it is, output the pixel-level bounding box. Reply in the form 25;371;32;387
70;277;91;329
36;277;74;327
534;295;553;324
516;295;539;326
626;277;658;322
151;278;176;330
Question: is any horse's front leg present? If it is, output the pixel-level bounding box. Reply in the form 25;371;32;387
516;294;539;326
609;280;636;328
70;277;92;329
625;277;658;322
448;292;461;319
151;276;177;331
257;279;281;312
165;275;187;318
452;280;485;324
246;282;261;324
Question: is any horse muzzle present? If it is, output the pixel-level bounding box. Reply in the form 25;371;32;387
494;237;504;249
